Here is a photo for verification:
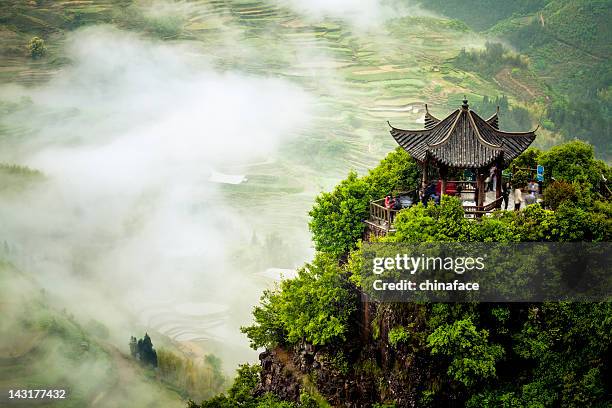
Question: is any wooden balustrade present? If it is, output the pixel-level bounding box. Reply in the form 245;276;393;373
449;180;477;192
368;190;416;228
364;189;506;238
463;196;504;218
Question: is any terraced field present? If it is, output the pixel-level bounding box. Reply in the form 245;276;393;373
0;261;185;407
0;0;537;385
0;0;525;261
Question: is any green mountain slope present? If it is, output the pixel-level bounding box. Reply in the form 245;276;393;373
0;260;187;407
419;0;612;158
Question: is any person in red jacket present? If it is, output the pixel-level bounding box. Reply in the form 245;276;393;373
384;195;396;209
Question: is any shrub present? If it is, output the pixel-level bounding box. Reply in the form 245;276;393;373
241;253;357;348
543;181;576;210
388;326;410;348
28;37;47;59
389;196;469;243
428;318;504;387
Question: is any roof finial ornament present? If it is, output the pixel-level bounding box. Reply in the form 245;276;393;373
425;103;429;112
462;96;469;110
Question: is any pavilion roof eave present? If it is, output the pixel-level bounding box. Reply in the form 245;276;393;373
387;120;432;134
388;112;538;140
388;102;537;169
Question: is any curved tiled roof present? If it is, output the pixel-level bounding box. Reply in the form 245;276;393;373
389;100;536;168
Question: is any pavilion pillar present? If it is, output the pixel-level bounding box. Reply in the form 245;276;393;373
421;159;429;185
476;171;485;208
440;165;448;196
420;158;429;200
495;166;502;200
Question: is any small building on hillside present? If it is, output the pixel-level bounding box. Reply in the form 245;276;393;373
365;99;537;238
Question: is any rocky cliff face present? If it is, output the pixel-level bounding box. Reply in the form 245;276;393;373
257;343;379;407
255;303;446;407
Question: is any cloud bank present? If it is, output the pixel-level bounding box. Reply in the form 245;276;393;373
0;25;313;365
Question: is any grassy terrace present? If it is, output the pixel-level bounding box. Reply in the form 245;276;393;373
0;0;548;258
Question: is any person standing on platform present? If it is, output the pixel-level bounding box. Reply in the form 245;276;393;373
489;165;497;193
502;182;511;210
514;185;524;211
525;190;536;206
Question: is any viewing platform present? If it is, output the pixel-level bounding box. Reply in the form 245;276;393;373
365;99;537;239
364;185;504;239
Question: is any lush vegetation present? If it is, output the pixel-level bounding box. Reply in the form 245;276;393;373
471;95;532;132
419;1;549;31
454;42;527;77
130;333;158;367
308;148;419;258
213;139;611;407
422;0;612;158
241;253;357;349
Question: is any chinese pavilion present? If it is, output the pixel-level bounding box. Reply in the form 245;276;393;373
365;99;537;237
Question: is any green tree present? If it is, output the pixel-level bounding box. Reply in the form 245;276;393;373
28;37;47;59
511;147;541;171
309;148;418;258
242;253;357;349
428;318;504;387
538;140;607;189
309;171;372;258
388;196;469;243
132;333;158;367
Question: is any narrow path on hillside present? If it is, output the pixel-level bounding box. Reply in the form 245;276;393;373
494;68;539;100
90;342;183;408
90;343;137;407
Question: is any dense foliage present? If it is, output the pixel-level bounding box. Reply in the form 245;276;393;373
471;95;532;133
423;0;612;158
428;318;504;388
419;0;548;31
241;253;357;349
454;42;526;77
129;333;158;368
207;140;610;407
309;148;419;258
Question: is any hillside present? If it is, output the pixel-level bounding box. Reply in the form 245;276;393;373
419;0;612;158
195;141;612;407
1;1;609;407
0;260;188;407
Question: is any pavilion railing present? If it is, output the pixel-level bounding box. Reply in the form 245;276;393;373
366;190;504;238
463;196;504;218
447;180;477;192
368;190;416;228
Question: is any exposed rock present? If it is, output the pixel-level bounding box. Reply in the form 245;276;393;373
254;303;454;407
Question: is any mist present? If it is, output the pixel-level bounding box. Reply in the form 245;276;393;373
0;1;507;404
271;0;429;28
0;25;314;368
